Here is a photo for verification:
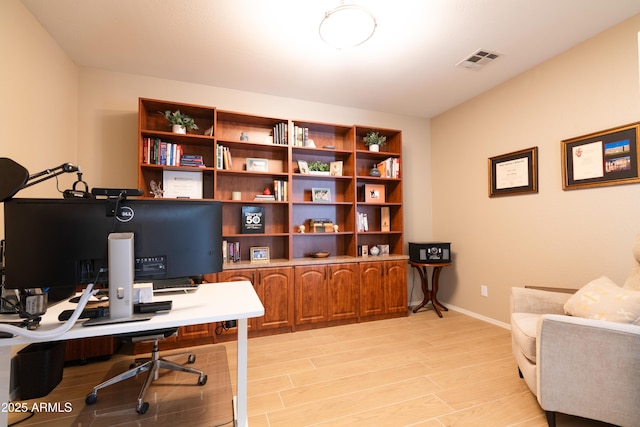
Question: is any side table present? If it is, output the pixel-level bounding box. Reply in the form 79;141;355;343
409;261;452;317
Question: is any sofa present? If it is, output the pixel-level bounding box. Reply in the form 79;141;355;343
510;241;640;426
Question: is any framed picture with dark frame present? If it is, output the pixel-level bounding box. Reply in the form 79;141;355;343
561;122;640;190
250;246;270;263
488;147;538;197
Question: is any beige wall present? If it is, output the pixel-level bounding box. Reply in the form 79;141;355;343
432;14;640;324
1;0;432;300
5;0;639;326
0;0;78;239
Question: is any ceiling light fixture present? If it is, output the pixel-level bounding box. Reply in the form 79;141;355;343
319;1;377;49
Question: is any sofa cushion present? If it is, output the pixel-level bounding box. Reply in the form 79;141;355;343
511;312;540;363
564;276;640;324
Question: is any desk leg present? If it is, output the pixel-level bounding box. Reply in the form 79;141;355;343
0;346;10;427
236;318;248;427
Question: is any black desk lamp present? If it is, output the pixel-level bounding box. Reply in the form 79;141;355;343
0;157;86;202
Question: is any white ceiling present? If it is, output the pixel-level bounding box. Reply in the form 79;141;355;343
21;0;640;119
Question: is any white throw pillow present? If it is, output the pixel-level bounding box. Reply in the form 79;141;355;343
564;276;640;324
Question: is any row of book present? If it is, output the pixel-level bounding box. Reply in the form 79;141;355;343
216;144;233;169
142;138;206;167
222;240;240;263
377;157;401;178
293;126;310;147
254;180;287;201
273;122;288;145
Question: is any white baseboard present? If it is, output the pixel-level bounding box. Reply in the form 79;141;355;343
408;299;510;330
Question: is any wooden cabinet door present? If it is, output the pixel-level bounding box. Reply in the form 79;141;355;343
327;263;359;321
178;323;213;341
384;260;407;314
294;265;328;325
359;261;384;317
255;267;294;330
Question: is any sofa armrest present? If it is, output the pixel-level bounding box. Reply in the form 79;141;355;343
510;287;572;315
537;314;640;427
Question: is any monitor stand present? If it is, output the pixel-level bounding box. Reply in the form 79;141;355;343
84;232;151;326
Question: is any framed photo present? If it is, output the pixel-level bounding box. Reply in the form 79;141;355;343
561;122;640;190
246;158;268;172
488;147;538;197
364;184;385;203
311;187;331;202
250;246;270;263
330;161;343;176
297;160;309;174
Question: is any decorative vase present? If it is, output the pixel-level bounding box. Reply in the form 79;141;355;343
368;144;379;152
369;166;381;177
172;124;186;134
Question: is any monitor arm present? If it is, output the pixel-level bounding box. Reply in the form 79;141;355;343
23;162;79;189
0;158;82;202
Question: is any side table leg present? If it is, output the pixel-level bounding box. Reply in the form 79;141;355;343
412;266;429;313
431;266;448;316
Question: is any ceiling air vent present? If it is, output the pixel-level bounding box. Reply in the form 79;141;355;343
456;49;501;71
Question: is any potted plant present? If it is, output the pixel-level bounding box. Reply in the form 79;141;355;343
363;131;387;152
162;110;199;134
307;161;330;175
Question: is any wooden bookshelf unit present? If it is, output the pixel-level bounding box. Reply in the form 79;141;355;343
136;98;408;343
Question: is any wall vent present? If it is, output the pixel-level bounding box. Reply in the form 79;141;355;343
457;49;501;71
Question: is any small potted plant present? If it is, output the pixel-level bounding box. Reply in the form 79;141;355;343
307;161;330;175
363;131;387;152
162;110;199;134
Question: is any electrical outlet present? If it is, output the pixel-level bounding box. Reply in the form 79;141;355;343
481;285;488;297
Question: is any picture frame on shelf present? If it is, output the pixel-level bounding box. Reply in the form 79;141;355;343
330;161;343;176
246;158;268;172
488;146;538;197
297;160;309;174
250;247;270;264
311;188;331;202
364;184;385;203
561;122;640;190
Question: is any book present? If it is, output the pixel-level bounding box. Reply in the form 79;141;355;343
241;206;265;234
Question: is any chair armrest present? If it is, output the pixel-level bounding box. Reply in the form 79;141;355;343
510;287;572;315
537;314;640;426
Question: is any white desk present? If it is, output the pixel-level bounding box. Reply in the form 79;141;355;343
0;281;264;427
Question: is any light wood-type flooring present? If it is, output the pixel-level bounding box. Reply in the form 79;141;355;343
10;309;616;426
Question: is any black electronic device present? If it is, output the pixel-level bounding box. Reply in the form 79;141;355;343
3;198;223;295
409;242;451;263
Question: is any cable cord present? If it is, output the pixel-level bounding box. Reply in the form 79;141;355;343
0;283;95;339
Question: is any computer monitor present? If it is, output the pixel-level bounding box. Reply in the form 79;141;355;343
3;197;223;320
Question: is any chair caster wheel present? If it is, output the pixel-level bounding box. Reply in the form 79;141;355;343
85;393;98;405
187;354;196;364
198;374;208;386
137;401;149;414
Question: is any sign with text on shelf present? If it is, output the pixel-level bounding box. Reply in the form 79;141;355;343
241;206;265;234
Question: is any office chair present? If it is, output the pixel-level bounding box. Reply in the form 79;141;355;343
85;328;208;414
